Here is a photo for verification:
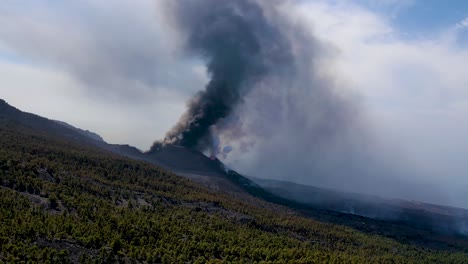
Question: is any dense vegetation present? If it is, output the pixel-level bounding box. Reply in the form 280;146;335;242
0;123;467;263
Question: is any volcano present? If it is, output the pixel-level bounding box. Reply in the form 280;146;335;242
145;144;251;193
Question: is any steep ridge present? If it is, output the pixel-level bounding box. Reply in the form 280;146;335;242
146;145;247;193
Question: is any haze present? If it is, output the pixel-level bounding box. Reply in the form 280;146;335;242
1;0;468;208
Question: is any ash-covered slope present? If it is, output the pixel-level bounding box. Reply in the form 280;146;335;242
251;177;468;235
144;145;264;194
147;144;222;175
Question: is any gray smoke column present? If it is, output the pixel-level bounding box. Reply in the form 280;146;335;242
160;0;294;151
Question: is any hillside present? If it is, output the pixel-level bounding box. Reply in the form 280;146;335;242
2;123;468;263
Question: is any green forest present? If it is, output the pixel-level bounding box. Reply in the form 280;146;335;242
0;123;467;263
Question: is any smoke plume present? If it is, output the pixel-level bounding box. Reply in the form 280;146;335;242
155;0;366;200
160;0;296;151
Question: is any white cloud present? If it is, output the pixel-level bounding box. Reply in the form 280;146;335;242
456;17;468;29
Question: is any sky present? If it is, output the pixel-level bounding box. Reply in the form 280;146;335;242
1;0;468;207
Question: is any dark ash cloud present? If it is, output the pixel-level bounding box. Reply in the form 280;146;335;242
161;0;296;151
156;0;362;189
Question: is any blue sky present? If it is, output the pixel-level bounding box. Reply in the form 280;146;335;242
360;0;468;33
354;0;468;47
